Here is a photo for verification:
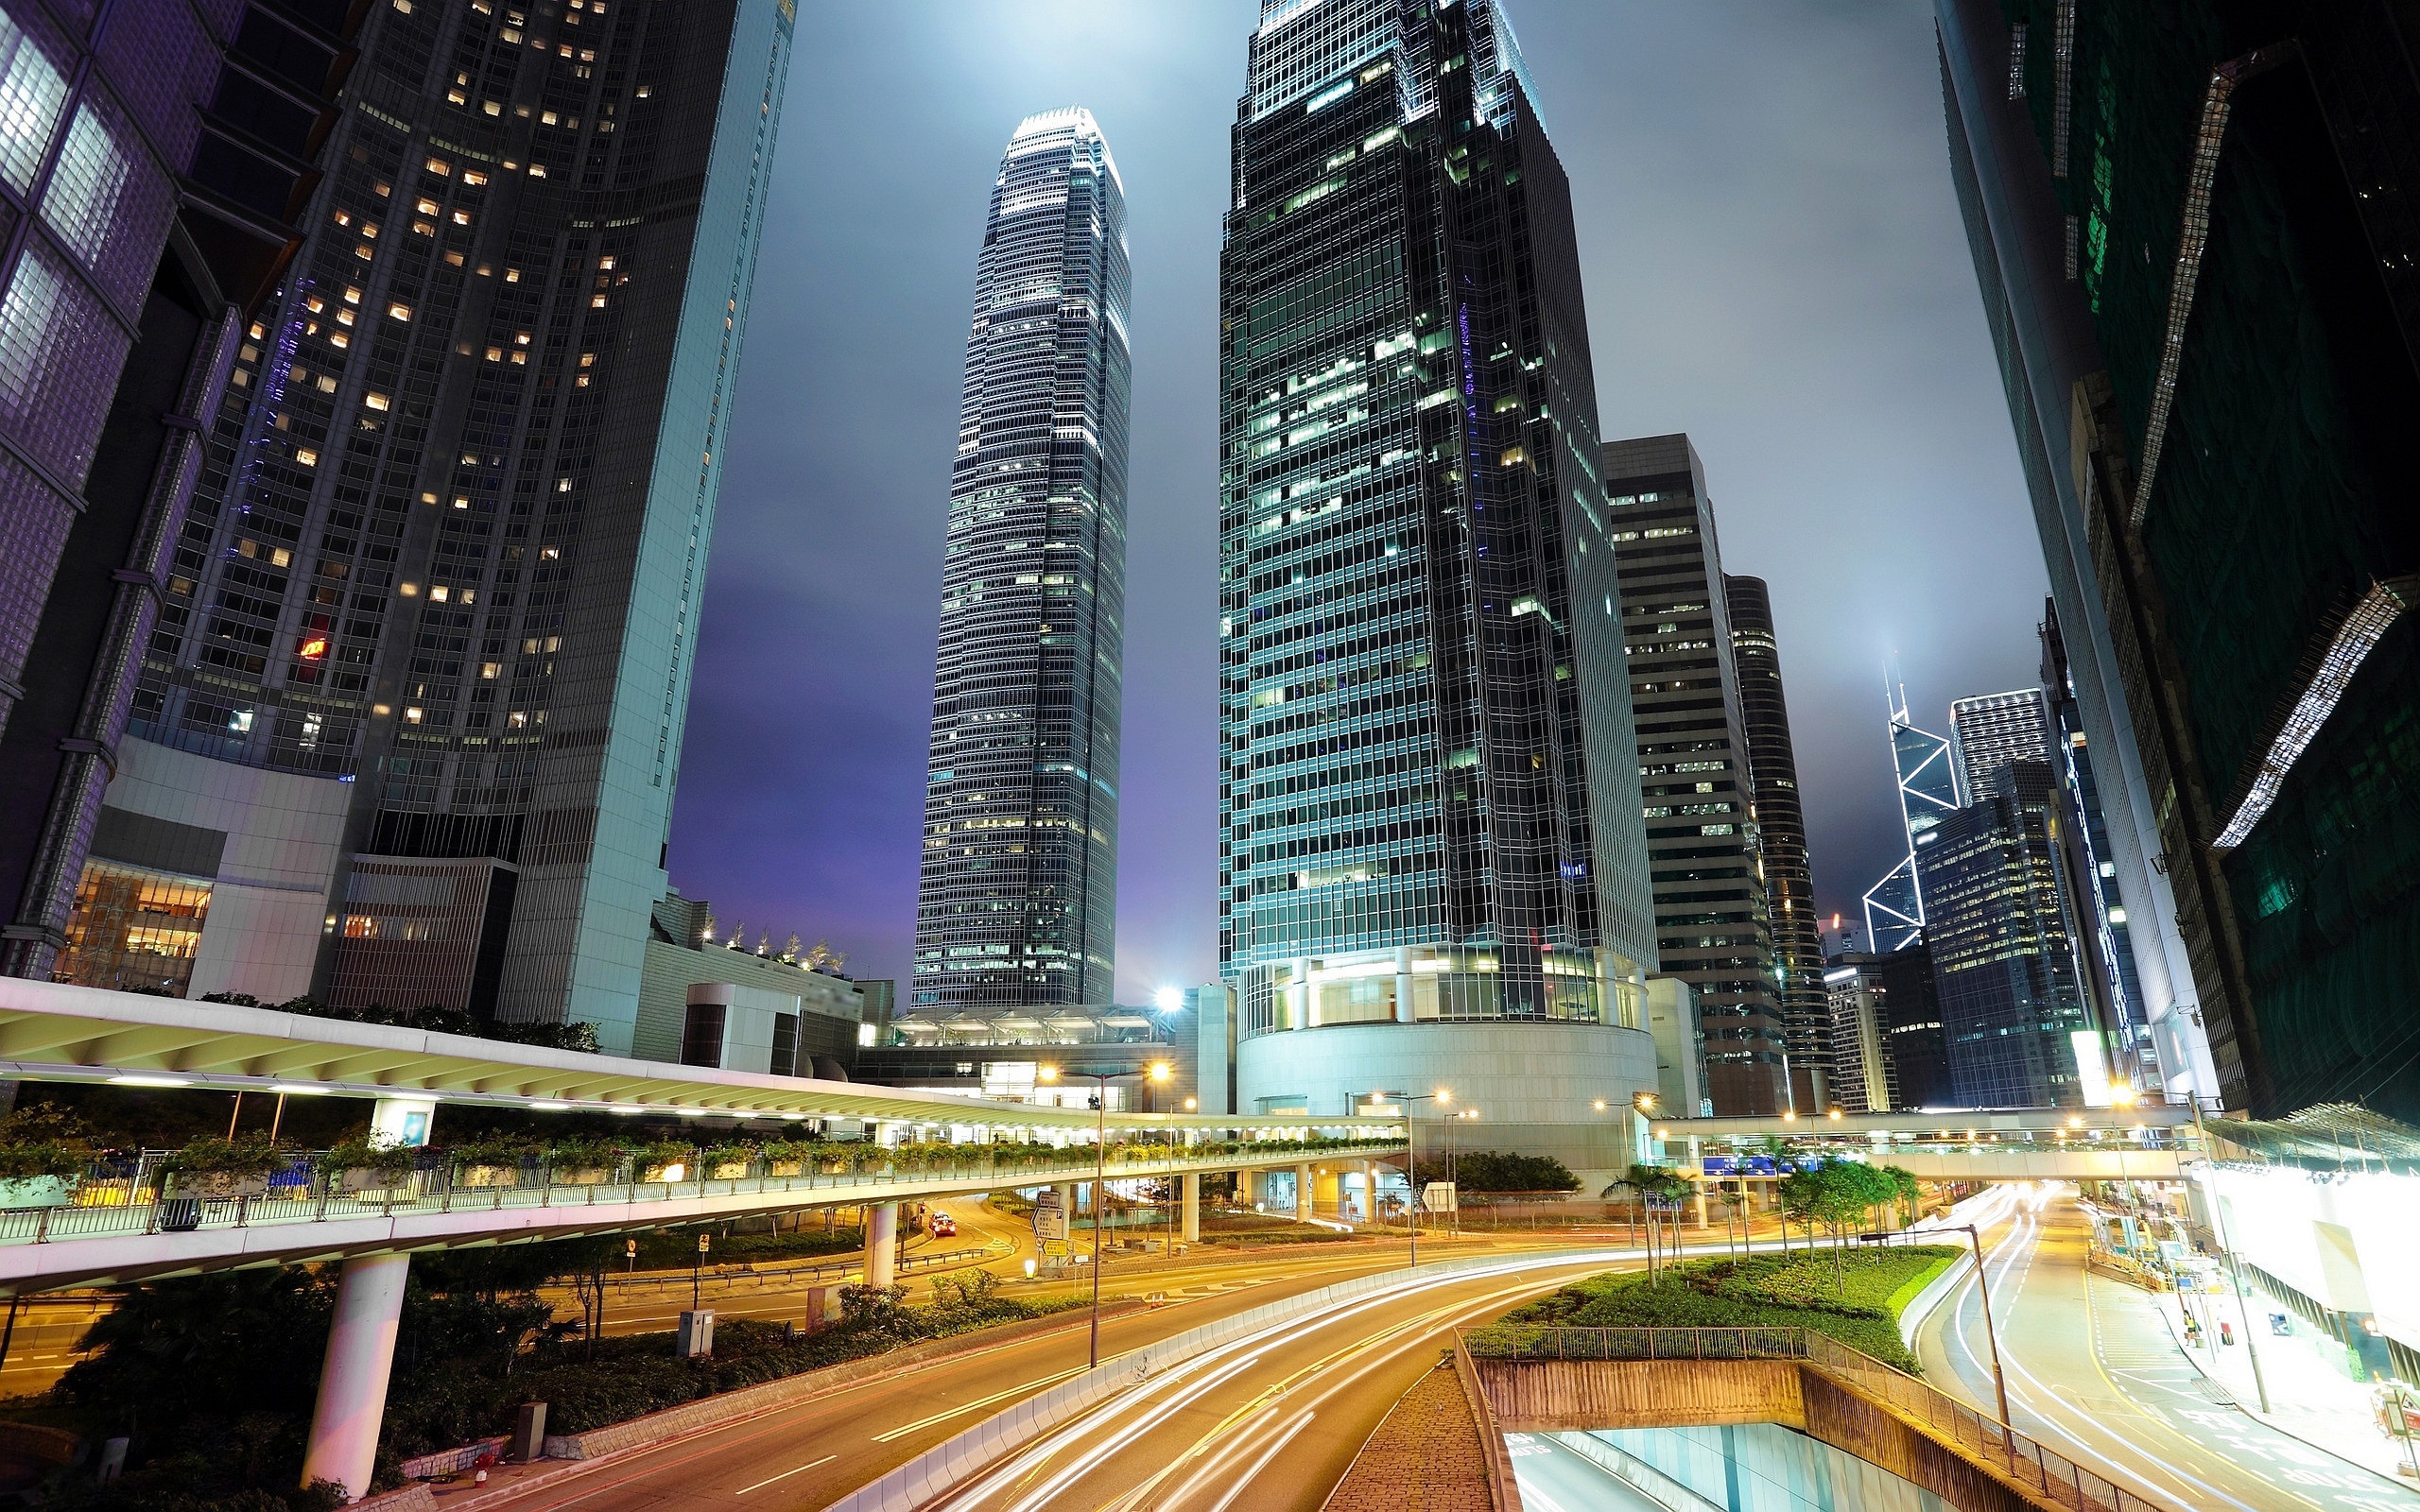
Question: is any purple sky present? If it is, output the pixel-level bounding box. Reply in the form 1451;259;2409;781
668;1;2050;1001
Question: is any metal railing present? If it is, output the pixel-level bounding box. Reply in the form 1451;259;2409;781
0;1139;1404;1250
1461;1327;2178;1512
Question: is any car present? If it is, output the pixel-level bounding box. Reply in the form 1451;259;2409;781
929;1213;958;1238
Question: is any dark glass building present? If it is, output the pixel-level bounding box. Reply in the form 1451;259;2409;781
1608;436;1788;1116
913;109;1128;1012
1938;0;2419;1117
1724;573;1829;1111
1827;943;1954;1110
2041;598;2156;1092
9;0;796;1052
0;0;360;981
1219;0;1659;1164
1917;759;2094;1108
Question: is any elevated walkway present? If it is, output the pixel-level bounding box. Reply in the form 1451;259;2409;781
1463;1327;2178;1512
1650;1107;2197;1183
0;1140;1396;1293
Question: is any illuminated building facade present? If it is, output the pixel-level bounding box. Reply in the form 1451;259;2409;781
1916;759;2094;1108
912;109;1128;1012
2041;600;2155;1092
15;0;797;1053
1601;435;1786;1116
1723;573;1828;1110
1938;0;2420;1117
1950;687;2049;802
1860;685;1959;954
1219;0;1659;1174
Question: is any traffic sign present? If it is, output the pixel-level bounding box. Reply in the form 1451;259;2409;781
1033;1189;1068;1243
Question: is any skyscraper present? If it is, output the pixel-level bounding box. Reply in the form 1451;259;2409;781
1219;0;1659;1173
912;109;1128;1013
1934;0;2420;1117
12;0;796;1053
2041;600;2156;1093
1917;760;2095;1108
1950;687;2049;802
0;0;357;981
1860;686;1960;954
1724;574;1829;1111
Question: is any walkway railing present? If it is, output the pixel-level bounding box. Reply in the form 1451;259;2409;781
0;1138;1402;1250
1462;1326;2179;1512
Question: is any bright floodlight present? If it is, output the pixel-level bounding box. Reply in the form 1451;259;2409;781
1154;987;1183;1013
1038;1065;1061;1083
1148;1062;1171;1083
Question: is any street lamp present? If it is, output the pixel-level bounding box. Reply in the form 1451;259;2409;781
1038;1059;1169;1368
1870;1222;2013;1453
1377;1089;1451;1267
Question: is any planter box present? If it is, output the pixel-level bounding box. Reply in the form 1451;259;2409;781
341;1167;415;1194
0;1175;73;1210
768;1160;804;1177
552;1168;610;1186
710;1162;750;1180
460;1164;519;1190
164;1172;268;1200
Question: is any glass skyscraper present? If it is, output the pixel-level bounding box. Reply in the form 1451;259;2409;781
9;0;795;1052
913;109;1128;1012
0;0;357;983
1949;687;2050;803
1219;0;1658;1159
1724;573;1829;1112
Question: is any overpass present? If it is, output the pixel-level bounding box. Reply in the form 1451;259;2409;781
1647;1105;2203;1182
0;978;1408;1498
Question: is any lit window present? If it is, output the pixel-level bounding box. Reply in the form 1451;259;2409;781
429;585;449;601
388;301;411;320
404;707;423;723
464;170;489;187
426;157;450;176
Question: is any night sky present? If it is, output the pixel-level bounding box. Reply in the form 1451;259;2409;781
669;2;2050;1002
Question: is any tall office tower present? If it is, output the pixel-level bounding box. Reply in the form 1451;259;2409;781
15;0;796;1051
1917;760;2094;1108
1606;438;1787;1115
1936;0;2420;1118
1723;574;1828;1110
2041;600;2155;1091
1219;0;1660;1176
912;110;1128;1013
0;0;358;979
1860;685;1959;954
1950;687;2049;802
1822;956;1897;1112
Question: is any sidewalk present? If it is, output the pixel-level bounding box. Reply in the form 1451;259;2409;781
2150;1289;2420;1488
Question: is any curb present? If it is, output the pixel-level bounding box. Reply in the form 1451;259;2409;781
2143;1289;2416;1496
413;1300;1142;1511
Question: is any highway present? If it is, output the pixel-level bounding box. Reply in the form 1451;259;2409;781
471;1238;1630;1512
1916;1183;2419;1512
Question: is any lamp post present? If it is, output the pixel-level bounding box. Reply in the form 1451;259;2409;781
1040;1060;1169;1368
1890;1221;2012;1452
1371;1090;1451;1266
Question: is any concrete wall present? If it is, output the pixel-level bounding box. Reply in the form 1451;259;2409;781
1236;1018;1657;1184
635;936;861;1068
94;736;352;1001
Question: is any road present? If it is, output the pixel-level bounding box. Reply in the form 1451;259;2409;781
1916;1183;2419;1512
474;1241;1632;1512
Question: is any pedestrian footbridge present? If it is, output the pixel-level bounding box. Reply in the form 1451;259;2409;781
1650;1107;2201;1183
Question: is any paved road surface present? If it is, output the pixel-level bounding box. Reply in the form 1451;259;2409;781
1917;1184;2418;1512
475;1243;1631;1512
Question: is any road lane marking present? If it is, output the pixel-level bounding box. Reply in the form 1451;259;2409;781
870;1367;1088;1442
735;1455;834;1495
1202;1411;1312;1512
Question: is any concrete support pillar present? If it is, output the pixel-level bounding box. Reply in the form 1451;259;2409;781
369;1096;435;1149
1393;946;1414;1023
301;1253;411;1501
1288;957;1309;1030
1363;1160;1382;1222
1294;1161;1313;1220
867;1202;898;1289
1182;1173;1201;1243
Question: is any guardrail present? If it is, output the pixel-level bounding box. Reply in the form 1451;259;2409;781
594;1241;1004;1297
1461;1327;2177;1512
0;1141;1404;1249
